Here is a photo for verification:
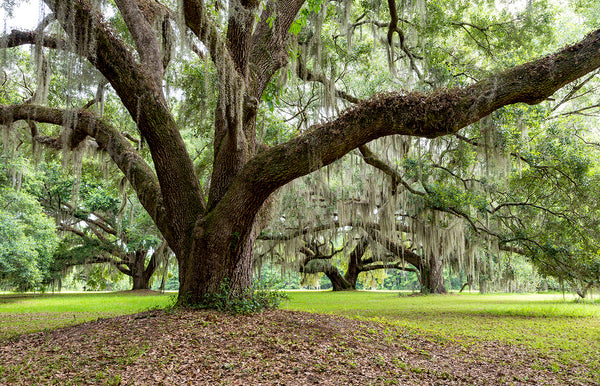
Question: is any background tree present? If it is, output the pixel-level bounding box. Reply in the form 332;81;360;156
49;199;170;291
34;159;171;291
255;1;600;296
0;156;58;291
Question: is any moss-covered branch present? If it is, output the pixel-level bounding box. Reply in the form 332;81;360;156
43;0;206;245
114;0;165;84
238;29;600;204
0;104;169;240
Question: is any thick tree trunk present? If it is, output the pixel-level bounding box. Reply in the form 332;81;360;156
341;269;360;291
176;205;258;305
131;272;150;290
325;266;354;291
479;276;489;294
341;236;370;290
130;250;150;290
177;234;254;304
127;249;160;291
419;253;447;294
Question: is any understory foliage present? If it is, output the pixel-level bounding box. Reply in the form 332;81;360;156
0;158;58;291
193;279;289;315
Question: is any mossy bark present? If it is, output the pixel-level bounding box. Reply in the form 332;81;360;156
419;253;447;294
129;250;158;290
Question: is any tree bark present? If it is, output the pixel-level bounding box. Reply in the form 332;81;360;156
177;205;258;304
129;249;160;290
131;250;150;290
340;236;370;290
325;266;354;291
479;276;489;294
419;252;447;294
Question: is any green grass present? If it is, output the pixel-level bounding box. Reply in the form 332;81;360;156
0;292;173;340
282;291;600;380
1;290;599;381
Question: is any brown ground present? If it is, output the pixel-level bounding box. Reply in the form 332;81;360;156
0;309;591;385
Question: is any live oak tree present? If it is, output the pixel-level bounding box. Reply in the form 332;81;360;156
253;1;600;295
259;116;600;295
49;196;170;291
258;221;425;292
26;148;171;291
53;236;169;291
256;173;447;293
490;123;600;298
257;78;600;295
2;0;600;304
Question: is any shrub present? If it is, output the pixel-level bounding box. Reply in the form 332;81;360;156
195;279;289;315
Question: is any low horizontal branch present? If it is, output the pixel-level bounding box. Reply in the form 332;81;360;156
0;104;168;238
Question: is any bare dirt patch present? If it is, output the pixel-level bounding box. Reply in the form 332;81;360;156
0;309;591;385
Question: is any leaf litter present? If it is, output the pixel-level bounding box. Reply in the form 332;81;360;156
0;309;593;385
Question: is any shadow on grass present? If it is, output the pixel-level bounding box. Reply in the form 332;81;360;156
0;293;50;305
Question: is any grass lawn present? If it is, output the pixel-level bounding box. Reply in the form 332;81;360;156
1;290;598;383
282;291;600;381
0;291;173;340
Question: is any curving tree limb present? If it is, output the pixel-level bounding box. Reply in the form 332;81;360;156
232;28;600;211
0;104;169;239
114;0;165;84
